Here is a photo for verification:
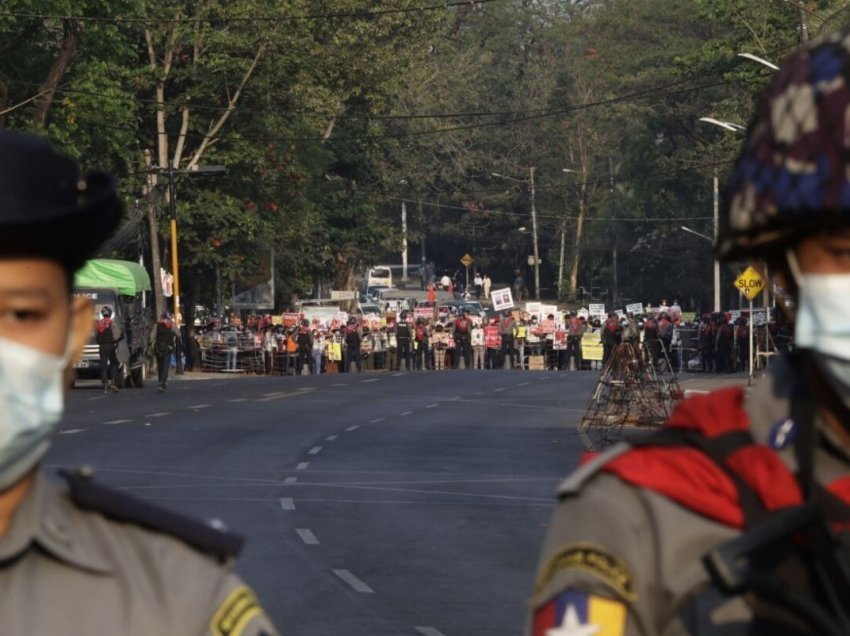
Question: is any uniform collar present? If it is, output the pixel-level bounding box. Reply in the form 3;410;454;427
746;355;850;478
0;470;112;573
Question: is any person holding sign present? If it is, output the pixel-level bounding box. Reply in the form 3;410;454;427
530;35;850;636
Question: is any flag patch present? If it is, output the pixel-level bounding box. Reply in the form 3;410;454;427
533;590;626;636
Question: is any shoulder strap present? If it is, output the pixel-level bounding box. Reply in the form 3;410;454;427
631;427;770;526
60;468;243;562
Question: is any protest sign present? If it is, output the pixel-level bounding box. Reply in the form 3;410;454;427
553;330;567;350
525;302;542;321
282;312;300;327
415;307;435;321
681;312;696;324
588;303;606;319
541;304;559;321
577;307;590;320
626;302;643;315
492;288;515;311
581;331;603;361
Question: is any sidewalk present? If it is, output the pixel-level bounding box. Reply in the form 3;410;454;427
676;371;754;396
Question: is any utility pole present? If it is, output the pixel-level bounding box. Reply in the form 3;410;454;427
799;4;809;42
713;170;721;312
609;157;618;308
167;164;181;327
144;150;164;322
530;166;540;301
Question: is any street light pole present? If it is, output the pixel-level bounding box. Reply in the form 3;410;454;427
529;166;540;300
713;170;720;312
401;200;408;286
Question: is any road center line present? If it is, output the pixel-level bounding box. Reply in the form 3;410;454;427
145;412;170;418
325;435;338;441
296;462;310;470
332;569;374;594
188;404;211;409
58;429;84;435
308;446;323;455
416;628;447;636
361;378;380;383
228;398;249;403
284;477;298;485
280;498;295;511
345;425;360;432
296;528;320;545
426;403;439;409
400;411;412;416
103;419;131;425
369;418;385;424
493;387;506;392
517;382;530;387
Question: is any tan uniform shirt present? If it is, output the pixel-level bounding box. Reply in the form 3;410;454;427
0;470;279;636
529;356;850;635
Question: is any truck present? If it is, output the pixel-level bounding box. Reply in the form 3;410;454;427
73;259;154;388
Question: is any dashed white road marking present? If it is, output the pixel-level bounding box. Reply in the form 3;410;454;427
392;372;404;377
228;398;249;403
332;569;374;593
450;396;461;401
296;462;310;470
325;435;338;441
416;628;447;636
308;446;323;455
400;411;412;417
369;418;385;424
493;387;506;392
345;425;360;432
331;383;348;387
296;529;320;545
188;404;211;409
88;395;108;401
280;498;295;511
361;378;380;383
284;477;298;485
517;382;530;387
59;429;84;435
426;403;439;409
103;419;131;425
145;412;170;418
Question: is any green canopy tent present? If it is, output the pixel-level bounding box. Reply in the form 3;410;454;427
74;259;152;296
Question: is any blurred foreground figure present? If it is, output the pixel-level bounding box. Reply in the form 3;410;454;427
0;131;278;636
529;33;850;636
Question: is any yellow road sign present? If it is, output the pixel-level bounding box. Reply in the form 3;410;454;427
460;253;474;268
734;265;765;301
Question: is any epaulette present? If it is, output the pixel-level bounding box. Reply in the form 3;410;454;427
557;443;631;498
59;467;244;562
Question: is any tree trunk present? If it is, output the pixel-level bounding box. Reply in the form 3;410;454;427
334;255;357;314
32;18;81;128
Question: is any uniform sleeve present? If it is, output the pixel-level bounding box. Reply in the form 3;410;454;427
527;474;658;636
203;573;281;636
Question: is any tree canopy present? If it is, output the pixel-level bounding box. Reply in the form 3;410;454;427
2;0;846;316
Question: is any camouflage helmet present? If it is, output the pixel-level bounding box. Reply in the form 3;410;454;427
719;33;850;260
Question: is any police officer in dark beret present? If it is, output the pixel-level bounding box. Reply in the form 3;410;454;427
0;131;279;635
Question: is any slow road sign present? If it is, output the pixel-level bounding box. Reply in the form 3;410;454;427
734;266;765;301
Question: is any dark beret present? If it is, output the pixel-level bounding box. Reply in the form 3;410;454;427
0;130;122;272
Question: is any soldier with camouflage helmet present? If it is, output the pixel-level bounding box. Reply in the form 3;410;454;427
0;130;278;635
529;32;850;636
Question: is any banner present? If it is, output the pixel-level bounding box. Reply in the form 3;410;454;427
491;288;515;311
282;312;300;327
626;302;643;315
414;307;435;321
588;303;605;318
581;331;603;361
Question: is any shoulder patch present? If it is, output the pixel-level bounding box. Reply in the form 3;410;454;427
59;468;243;561
533;590;626;636
211;586;262;636
535;542;636;602
557;443;631;498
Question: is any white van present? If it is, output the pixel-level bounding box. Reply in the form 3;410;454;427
366;266;392;288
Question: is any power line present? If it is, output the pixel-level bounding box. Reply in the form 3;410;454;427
0;0;502;25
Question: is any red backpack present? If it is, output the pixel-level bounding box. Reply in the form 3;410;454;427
415;325;426;341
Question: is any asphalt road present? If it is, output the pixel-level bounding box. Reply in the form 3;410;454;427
48;369;601;636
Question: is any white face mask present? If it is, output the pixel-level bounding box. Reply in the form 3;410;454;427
0;335;70;491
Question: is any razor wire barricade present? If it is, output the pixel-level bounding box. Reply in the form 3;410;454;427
198;331;264;374
578;341;682;450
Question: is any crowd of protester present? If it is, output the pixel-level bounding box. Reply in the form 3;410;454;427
179;300;789;376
